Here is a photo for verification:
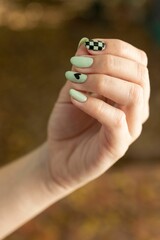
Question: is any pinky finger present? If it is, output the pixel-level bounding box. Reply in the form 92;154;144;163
69;88;130;142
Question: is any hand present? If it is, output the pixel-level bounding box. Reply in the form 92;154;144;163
46;39;150;192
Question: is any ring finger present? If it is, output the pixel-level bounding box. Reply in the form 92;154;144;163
80;38;148;66
65;72;143;107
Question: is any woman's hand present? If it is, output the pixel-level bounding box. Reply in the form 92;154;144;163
46;38;150;193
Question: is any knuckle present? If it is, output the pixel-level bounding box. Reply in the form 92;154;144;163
113;110;126;128
143;105;150;123
129;84;143;104
133;125;143;140
140;50;148;66
137;64;148;82
143;112;149;123
96;101;106;116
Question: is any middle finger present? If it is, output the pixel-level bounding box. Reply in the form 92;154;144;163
71;54;147;86
71;54;150;102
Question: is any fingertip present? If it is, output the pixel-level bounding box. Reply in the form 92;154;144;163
78;37;89;48
69;88;88;103
76;37;89;56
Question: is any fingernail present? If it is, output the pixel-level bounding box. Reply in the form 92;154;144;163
78;37;89;47
65;71;87;83
85;39;106;51
70;56;93;68
69;89;87;103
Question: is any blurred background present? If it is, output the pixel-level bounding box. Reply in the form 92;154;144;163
0;0;160;239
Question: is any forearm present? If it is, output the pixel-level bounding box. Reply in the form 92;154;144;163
0;143;69;239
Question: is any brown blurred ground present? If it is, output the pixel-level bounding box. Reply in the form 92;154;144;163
0;1;160;240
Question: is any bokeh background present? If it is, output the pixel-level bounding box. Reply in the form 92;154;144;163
0;0;160;239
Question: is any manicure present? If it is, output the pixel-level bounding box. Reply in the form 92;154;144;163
78;37;89;47
65;71;87;83
85;39;106;51
69;89;87;103
70;56;93;68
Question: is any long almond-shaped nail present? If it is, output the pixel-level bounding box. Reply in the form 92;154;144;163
78;37;89;47
70;56;93;68
65;71;87;83
69;89;87;102
85;39;106;51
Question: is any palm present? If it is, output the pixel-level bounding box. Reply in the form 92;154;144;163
47;82;110;186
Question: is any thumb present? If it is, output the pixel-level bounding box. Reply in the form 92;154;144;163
75;37;90;56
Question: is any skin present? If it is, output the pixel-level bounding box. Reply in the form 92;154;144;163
0;39;150;239
48;39;150;189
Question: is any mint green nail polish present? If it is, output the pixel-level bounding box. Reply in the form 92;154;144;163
65;71;87;83
78;37;89;47
70;56;93;68
69;89;87;103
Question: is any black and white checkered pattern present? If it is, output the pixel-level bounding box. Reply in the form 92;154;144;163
85;40;106;51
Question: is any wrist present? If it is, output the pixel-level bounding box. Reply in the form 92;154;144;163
40;142;75;200
0;142;72;239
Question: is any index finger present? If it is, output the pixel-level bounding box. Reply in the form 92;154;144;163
77;38;148;67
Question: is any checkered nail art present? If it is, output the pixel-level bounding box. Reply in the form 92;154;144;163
85;39;106;51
